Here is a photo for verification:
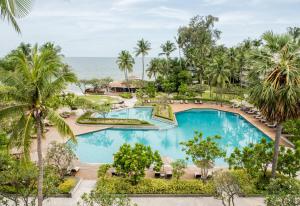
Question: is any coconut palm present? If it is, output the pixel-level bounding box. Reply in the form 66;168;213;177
287;27;300;42
134;39;151;82
249;31;300;178
174;35;183;69
0;44;77;206
209;55;230;106
159;41;176;73
0;0;33;33
146;58;162;81
116;50;135;92
159;40;176;59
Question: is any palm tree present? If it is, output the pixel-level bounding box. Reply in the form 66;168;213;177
160;40;176;59
159;41;176;73
116;50;135;92
174;35;183;69
0;0;33;33
249;31;300;178
0;44;77;206
146;58;162;81
287;27;300;42
134;39;151;82
209;55;230;106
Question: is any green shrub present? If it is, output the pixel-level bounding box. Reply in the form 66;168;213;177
265;178;300;206
229;170;259;195
120;92;133;99
58;178;77;194
97;178;214;194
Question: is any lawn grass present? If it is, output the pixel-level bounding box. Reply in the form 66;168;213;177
81;95;120;104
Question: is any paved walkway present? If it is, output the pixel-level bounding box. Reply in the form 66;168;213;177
44;180;96;206
132;197;265;206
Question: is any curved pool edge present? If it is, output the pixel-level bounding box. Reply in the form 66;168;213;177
174;107;294;148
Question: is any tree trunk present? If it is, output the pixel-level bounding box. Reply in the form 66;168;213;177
125;69;130;92
271;123;282;178
36;116;44;206
142;55;145;83
178;47;182;69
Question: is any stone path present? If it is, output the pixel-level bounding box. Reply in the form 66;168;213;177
44;180;96;206
131;197;265;206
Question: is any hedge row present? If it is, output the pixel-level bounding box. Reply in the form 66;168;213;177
96;170;259;195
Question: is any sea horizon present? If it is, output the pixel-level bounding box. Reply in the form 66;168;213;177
64;57;152;94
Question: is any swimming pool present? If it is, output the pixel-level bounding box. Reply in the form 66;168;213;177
72;108;269;166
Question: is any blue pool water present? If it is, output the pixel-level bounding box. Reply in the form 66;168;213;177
72;108;269;166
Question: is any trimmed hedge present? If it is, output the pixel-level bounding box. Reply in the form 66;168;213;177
77;112;152;125
58;177;77;194
120;92;133;99
96;170;264;196
98;178;214;195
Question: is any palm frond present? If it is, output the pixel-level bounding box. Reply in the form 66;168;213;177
47;109;76;143
0;104;29;120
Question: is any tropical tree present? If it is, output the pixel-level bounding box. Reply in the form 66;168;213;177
0;44;78;206
287;27;300;42
134;39;151;82
0;0;33;33
113;143;162;185
181;132;225;179
147;58;162;81
116;50;135;92
171;159;187;181
160;40;176;59
159;40;176;72
178;15;220;85
208;53;230;106
249;31;300;178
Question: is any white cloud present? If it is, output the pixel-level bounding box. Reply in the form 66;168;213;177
145;6;190;21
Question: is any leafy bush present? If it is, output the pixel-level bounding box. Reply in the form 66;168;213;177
171;159;187;180
213;171;242;206
227;138;273;177
229;170;259;195
113;143;162;185
283;119;300;144
120;92;133;99
58;178;77;194
97;178;214;194
78;182;136;206
46;142;76;179
265;178;300;206
98;164;111;179
227;138;300;178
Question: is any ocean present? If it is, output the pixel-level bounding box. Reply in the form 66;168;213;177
64;57;151;94
64;57;151;81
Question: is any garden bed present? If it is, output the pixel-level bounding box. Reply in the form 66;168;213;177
153;104;175;122
96;170;261;196
77;112;152;126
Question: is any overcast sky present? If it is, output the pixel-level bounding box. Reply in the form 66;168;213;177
1;0;299;57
